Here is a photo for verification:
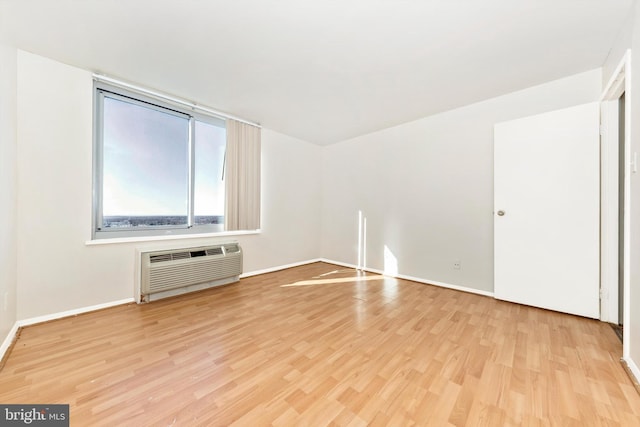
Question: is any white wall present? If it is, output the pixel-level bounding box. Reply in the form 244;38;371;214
0;43;18;341
628;0;640;378
16;51;322;320
321;69;602;293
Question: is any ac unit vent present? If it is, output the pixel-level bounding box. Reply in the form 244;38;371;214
206;247;224;256
171;251;191;260
149;254;172;263
224;243;240;253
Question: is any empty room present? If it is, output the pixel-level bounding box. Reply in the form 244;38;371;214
1;0;640;425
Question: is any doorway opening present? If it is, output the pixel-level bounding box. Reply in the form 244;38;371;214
600;49;630;354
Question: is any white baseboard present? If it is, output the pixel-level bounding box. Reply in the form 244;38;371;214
317;258;358;270
622;356;640;387
241;258;322;278
0;322;20;364
319;258;494;298
16;298;135;328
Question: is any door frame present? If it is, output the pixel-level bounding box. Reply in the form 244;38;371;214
600;50;631;357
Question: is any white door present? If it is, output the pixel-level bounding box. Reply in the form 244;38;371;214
494;103;600;318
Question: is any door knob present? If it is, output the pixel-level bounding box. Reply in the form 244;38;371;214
497;210;505;216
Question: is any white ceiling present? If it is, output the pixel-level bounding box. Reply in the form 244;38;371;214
0;0;633;145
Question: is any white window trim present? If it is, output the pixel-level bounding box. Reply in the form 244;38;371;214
85;229;260;246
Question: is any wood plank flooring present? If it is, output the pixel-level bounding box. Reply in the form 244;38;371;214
0;262;638;426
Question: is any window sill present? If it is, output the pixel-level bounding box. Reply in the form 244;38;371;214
85;229;261;246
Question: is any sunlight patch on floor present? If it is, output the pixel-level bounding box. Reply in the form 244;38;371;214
281;274;384;287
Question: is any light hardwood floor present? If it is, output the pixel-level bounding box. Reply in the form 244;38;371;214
1;262;639;426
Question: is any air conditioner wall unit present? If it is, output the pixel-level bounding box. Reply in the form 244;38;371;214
140;242;242;302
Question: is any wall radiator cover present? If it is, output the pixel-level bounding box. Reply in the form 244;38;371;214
141;243;242;299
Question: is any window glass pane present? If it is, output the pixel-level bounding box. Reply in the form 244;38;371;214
194;120;226;225
102;96;189;229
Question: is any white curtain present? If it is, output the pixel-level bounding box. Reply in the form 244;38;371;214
224;119;261;230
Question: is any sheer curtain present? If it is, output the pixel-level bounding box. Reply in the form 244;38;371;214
224;119;261;230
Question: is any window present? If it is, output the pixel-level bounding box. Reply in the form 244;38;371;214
93;83;227;239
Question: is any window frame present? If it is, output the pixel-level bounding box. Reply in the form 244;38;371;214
92;81;227;240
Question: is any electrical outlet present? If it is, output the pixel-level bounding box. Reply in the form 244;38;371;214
453;260;461;270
